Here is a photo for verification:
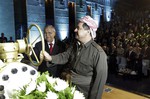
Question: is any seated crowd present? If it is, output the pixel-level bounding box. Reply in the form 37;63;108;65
94;9;150;79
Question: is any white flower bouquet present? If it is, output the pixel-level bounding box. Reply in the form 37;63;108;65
11;72;85;99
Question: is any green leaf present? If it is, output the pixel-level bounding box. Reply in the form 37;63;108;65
10;71;81;99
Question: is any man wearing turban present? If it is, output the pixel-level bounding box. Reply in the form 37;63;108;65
41;16;108;99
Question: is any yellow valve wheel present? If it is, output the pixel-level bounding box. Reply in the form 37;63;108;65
25;24;45;66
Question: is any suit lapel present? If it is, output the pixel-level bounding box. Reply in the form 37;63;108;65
52;43;59;54
45;42;50;54
45;40;60;55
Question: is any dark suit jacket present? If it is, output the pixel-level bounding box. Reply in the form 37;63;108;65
126;50;137;69
33;39;66;77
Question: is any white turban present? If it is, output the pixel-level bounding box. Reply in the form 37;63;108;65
79;16;98;39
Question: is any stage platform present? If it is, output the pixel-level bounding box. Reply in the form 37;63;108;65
102;85;149;99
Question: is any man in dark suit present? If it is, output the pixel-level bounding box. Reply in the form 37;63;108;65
32;25;66;77
126;46;137;72
0;33;7;43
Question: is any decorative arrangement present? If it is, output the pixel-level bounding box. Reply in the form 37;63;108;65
10;72;85;99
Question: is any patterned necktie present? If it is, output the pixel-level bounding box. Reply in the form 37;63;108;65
49;43;53;54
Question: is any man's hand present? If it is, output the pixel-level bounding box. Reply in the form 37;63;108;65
40;51;52;61
40;51;44;61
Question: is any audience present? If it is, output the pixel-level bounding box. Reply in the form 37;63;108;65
8;36;14;42
94;9;150;79
0;33;7;43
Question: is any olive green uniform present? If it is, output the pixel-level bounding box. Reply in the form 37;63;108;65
52;39;108;99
